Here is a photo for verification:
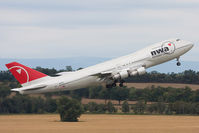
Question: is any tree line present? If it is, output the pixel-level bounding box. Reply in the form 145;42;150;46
1;67;199;84
0;95;57;114
1;80;199;115
1;94;199;115
70;85;199;104
126;70;199;84
84;100;199;115
1;66;199;115
1;80;199;104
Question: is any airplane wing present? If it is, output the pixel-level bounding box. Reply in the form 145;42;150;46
92;64;146;80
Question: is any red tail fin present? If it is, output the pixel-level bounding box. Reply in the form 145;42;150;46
6;62;47;85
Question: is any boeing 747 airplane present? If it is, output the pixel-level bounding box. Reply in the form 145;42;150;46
6;38;193;94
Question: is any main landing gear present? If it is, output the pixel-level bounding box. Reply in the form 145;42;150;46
119;80;124;87
176;57;181;66
106;80;124;88
106;80;116;88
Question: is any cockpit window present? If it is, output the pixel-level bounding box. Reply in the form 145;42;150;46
176;39;180;41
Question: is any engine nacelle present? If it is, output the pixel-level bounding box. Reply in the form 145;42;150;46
129;67;146;76
137;67;146;75
113;70;129;80
113;67;146;80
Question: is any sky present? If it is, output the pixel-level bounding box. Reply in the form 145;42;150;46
0;0;199;61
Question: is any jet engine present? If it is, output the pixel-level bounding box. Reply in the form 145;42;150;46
129;67;146;76
113;70;129;80
112;67;146;80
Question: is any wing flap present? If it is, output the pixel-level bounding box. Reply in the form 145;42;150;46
91;71;113;81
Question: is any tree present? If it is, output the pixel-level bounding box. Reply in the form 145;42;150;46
87;102;98;113
147;104;156;114
128;87;136;101
66;66;73;71
35;67;57;75
57;96;83;122
193;90;199;102
156;102;166;114
99;88;110;104
106;101;117;113
31;96;45;113
96;104;106;113
111;87;129;105
86;102;107;113
44;98;57;113
0;70;15;82
132;100;146;114
88;86;102;99
77;67;83;70
0;86;11;98
69;91;82;101
122;100;129;113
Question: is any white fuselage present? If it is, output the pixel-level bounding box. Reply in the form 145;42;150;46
18;38;194;94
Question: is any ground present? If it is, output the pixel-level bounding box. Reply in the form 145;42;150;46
0;114;199;133
125;83;199;90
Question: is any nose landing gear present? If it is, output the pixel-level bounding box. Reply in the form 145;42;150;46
176;57;181;66
177;62;181;66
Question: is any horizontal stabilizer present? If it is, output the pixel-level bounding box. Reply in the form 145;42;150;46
11;84;47;93
22;85;47;91
11;88;20;92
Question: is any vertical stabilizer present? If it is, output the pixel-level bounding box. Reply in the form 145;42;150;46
6;62;48;86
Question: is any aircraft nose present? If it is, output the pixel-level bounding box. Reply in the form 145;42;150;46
186;42;194;50
180;40;194;50
175;40;194;52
